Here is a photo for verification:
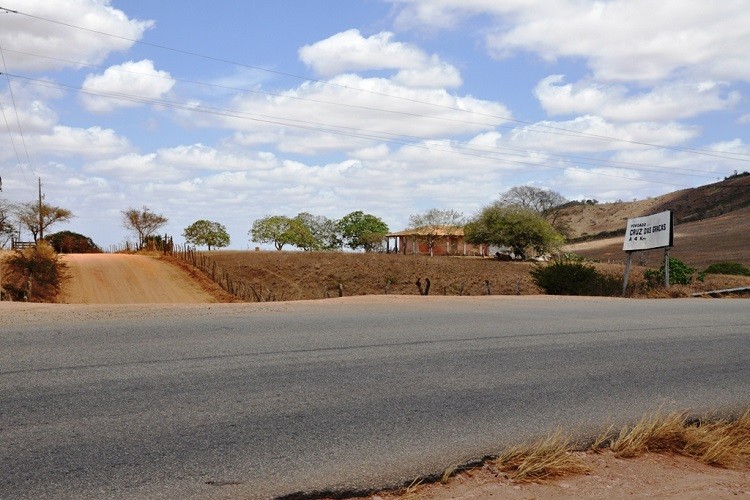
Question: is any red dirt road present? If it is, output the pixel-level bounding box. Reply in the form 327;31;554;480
60;254;218;304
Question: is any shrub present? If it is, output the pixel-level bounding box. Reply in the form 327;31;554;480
45;230;101;253
2;241;67;302
531;258;621;296
703;262;750;277
643;257;700;287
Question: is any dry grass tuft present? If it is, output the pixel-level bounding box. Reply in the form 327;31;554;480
609;410;750;468
493;430;590;482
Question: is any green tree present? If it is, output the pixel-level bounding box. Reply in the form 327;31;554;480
183;220;230;251
407;208;464;256
121;206;168;249
499;186;569;235
465;203;564;260
0;197;14;246
250;215;316;251
337;211;389;252
294;212;341;251
15;201;74;241
45;231;101;253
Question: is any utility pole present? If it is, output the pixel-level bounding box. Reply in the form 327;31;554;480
38;177;43;241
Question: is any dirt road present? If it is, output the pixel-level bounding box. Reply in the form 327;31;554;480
59;253;218;304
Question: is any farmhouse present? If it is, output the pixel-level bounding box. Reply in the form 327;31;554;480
386;226;489;256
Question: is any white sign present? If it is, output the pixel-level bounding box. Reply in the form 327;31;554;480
623;210;673;251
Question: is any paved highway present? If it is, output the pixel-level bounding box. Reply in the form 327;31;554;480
1;297;748;499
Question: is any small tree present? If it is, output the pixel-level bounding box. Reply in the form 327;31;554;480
0;198;14;247
465;203;564;260
122;206;168;249
337;211;389;252
294;212;341;251
183;220;230;251
15;201;74;241
3;241;67;301
499;186;568;235
407;208;464;256
250;215;315;251
45;231;101;253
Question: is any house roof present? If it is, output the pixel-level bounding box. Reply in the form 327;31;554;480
387;225;465;237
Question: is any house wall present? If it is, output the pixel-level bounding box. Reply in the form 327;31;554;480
397;235;487;256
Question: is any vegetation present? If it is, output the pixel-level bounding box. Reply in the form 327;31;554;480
0;197;14;246
45;231;101;253
703;261;750;276
15;201;74;241
499;186;569;235
183;219;230;250
465;203;564;260
1;241;67;301
407;208;464;256
338;210;389;252
250;215;313;251
296;212;341;251
530;257;622;296
644;257;700;287
121;206;168;249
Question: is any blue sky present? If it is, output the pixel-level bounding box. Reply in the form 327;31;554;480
1;0;748;249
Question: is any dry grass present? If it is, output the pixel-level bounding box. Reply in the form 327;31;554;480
492;430;590;482
607;410;750;468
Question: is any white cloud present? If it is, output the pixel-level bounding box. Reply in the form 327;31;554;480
393;0;750;83
299;29;462;88
534;76;740;121
0;0;153;72
219;74;509;154
32;126;132;159
80;60;175;112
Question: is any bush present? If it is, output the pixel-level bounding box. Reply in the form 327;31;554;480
531;258;622;296
2;241;67;302
703;262;750;277
643;257;700;288
45;230;101;253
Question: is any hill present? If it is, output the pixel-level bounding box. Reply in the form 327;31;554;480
560;173;750;267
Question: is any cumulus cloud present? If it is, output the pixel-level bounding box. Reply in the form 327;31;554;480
220;74;509;154
33;126;133;159
80;60;175;112
299;29;462;87
392;0;750;83
534;76;740;121
0;0;153;72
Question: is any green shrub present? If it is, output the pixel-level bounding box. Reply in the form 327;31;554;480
703;262;750;276
45;230;101;253
531;258;621;296
643;257;700;287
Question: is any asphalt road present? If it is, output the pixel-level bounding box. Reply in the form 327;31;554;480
1;297;748;499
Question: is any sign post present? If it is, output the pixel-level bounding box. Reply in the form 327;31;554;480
622;210;674;296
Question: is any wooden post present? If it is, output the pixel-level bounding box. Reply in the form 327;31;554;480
623;251;633;297
664;248;670;288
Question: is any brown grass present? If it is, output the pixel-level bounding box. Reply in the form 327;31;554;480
493;430;591;482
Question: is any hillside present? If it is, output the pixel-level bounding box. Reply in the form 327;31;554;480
560;173;750;240
559;173;750;267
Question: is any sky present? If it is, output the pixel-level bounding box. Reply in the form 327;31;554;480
0;0;749;250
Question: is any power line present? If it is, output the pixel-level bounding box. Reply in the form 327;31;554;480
2;5;749;165
0;42;33;190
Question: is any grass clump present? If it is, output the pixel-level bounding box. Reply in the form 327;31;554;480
643;257;703;287
703;261;750;277
603;410;750;468
493;430;590;482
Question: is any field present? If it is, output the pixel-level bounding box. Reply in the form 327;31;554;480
181;250;750;302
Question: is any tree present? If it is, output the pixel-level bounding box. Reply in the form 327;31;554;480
183;220;230;251
337;211;389;252
464;203;564;260
250;215;315;251
407;208;464;256
45;231;101;253
294;212;341;251
0;198;15;247
499;186;568;234
15;201;74;242
121;206;168;249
